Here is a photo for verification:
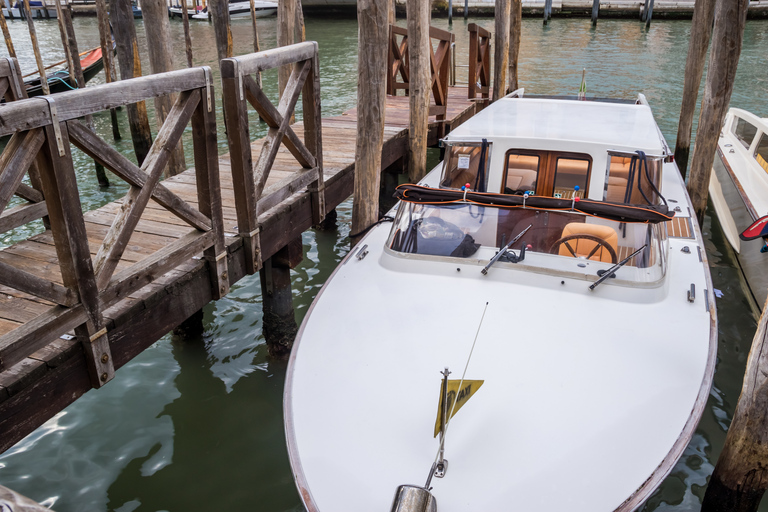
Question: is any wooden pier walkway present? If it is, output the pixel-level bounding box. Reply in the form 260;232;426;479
0;40;485;452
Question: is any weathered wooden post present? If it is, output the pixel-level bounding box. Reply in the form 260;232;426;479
702;293;768;512
674;0;716;178
464;0;468;18
493;0;510;101
448;0;452;24
295;0;305;42
645;0;654;27
209;0;233;63
61;0;111;187
249;0;261;54
351;0;388;244
142;0;187;176
278;0;295;97
508;0;521;93
260;238;302;358
686;0;749;223
54;0;76;88
20;0;48;95
591;0;599;25
407;0;430;182
0;8;15;59
95;0;121;141
110;0;153;164
182;0;194;67
543;0;552;24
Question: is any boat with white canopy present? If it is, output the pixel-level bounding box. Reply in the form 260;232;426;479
285;93;717;512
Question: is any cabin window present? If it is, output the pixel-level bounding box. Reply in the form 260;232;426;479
553;157;590;198
604;154;663;205
756;134;768;173
503;153;539;195
734;118;758;149
440;143;491;191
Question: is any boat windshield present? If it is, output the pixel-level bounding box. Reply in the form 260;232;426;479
386;202;667;285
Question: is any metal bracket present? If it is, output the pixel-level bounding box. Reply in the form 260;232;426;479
232;58;244;102
215;251;227;262
41;96;66;156
203;66;213;112
89;327;108;342
5;57;23;99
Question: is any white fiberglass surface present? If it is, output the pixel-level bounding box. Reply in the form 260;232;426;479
447;98;664;155
288;225;711;512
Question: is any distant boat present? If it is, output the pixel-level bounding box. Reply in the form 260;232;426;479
709;108;768;309
2;0;56;19
190;0;277;20
24;46;105;97
168;4;199;17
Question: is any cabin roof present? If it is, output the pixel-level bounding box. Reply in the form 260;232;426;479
446;97;665;154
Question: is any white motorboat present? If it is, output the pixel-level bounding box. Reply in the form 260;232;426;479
709;108;768;309
190;0;276;19
285;94;717;512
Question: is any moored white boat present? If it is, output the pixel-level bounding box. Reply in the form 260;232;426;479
285;94;717;512
709;108;768;309
189;0;276;19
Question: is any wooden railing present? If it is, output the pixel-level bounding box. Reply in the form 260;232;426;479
468;23;491;104
386;24;455;133
0;66;229;387
221;42;325;276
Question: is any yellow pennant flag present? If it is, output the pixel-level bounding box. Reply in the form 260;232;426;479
433;379;484;437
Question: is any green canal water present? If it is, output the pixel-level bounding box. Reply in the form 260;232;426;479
0;13;767;512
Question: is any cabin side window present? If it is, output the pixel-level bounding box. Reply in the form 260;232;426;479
440;143;491;191
604;154;663;205
553;157;590;198
756;134;768;173
503;153;539;195
734;118;758;149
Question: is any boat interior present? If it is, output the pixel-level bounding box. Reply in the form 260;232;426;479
727;110;768;174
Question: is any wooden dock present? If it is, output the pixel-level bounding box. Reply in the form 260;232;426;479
0;41;486;452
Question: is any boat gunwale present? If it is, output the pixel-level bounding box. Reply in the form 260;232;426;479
717;137;760;223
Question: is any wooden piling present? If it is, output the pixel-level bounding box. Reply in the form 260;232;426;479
591;0;599;25
53;0;75;89
295;0;305;43
61;0;111;187
277;0;296;98
351;0;388;243
260;238;302;358
21;0;49;96
702;293;768;512
493;0;510;101
0;8;15;59
249;0;261;54
645;0;654;27
508;0;521;93
110;0;153;165
172;309;205;338
143;0;187;176
686;0;749;224
406;0;430;182
448;0;452;24
674;0;717;178
95;0;121;141
182;0;194;67
464;0;468;18
209;0;233;63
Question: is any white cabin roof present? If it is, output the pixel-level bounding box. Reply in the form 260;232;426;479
446;97;665;154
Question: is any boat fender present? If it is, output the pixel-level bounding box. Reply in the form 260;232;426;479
390;485;437;512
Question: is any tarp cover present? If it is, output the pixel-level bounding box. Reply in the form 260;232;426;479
394;184;673;224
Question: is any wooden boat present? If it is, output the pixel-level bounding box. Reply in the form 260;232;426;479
190;0;276;19
24;46;105;97
709;108;768;309
285;93;717;512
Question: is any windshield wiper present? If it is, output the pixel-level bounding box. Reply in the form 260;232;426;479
481;224;532;275
589;244;647;291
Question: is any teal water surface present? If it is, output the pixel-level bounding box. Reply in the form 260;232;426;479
0;13;767;512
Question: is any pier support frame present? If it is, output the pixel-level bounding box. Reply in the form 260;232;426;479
260;238;302;358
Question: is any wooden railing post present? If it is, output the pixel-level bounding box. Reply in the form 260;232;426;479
468;24;490;105
36;122;115;388
303;44;325;226
191;71;230;299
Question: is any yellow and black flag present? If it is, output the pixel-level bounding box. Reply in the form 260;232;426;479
434;379;484;437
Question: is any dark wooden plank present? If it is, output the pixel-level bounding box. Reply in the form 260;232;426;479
0;129;45;215
0;201;47;233
0;260;77;306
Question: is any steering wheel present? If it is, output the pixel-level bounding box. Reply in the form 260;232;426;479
549;234;618;264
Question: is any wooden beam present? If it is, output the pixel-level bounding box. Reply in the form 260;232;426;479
142;0;186;177
110;0;153;165
508;0;521;93
0;129;45;216
182;0;194;67
227;41;316;77
0;201;47;233
0;8;16;59
493;0;510;101
407;0;430;182
702;293;768;511
352;0;388;242
302;46;325;226
0;260;78;307
21;0;49;96
209;0;233;63
67;119;211;231
94;0;121;140
686;0;749;223
93;89;201;289
674;0;717;178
